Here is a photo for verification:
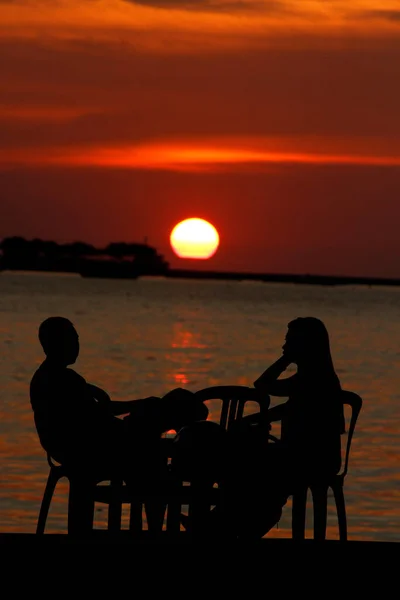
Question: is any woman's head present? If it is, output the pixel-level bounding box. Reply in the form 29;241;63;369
283;317;333;368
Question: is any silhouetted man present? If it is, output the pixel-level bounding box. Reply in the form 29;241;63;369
30;317;208;510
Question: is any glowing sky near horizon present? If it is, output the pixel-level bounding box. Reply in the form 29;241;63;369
1;0;400;276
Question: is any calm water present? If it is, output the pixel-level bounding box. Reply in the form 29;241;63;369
0;271;399;541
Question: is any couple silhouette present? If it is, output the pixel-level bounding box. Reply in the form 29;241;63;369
30;315;344;538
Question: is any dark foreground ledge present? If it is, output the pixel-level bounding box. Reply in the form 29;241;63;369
2;533;398;587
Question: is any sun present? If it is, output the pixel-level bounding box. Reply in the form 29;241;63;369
170;218;220;260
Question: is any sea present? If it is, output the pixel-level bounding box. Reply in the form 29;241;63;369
0;270;399;541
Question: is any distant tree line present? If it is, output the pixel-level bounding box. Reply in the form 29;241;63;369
0;236;169;276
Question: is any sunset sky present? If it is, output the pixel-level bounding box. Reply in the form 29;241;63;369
1;1;400;276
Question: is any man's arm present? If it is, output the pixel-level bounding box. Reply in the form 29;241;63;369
110;397;161;417
87;384;111;405
87;383;160;416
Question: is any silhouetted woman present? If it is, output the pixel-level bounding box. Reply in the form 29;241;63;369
254;316;345;488
171;317;345;538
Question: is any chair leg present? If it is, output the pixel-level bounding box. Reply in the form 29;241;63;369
292;487;308;540
333;481;347;542
311;485;328;541
166;501;181;534
108;480;123;532
129;501;143;533
166;480;183;535
68;480;95;535
145;498;166;534
36;468;61;534
188;481;213;537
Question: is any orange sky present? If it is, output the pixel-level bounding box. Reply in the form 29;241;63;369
1;1;400;276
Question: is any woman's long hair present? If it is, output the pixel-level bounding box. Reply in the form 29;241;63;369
287;317;337;375
287;316;344;432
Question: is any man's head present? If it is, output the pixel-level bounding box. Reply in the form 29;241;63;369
38;317;79;365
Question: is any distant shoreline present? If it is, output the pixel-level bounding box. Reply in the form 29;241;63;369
2;266;400;287
166;269;400;286
2;237;399;287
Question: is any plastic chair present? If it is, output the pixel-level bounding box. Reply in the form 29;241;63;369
172;385;272;531
36;386;269;536
194;385;270;431
36;441;177;535
290;390;363;541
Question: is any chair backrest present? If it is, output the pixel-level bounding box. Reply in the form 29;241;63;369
269;388;362;476
194;385;269;431
341;390;362;478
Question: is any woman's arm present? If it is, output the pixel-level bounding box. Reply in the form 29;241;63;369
267;403;287;422
254;356;296;397
238;385;286;426
238;401;287;427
